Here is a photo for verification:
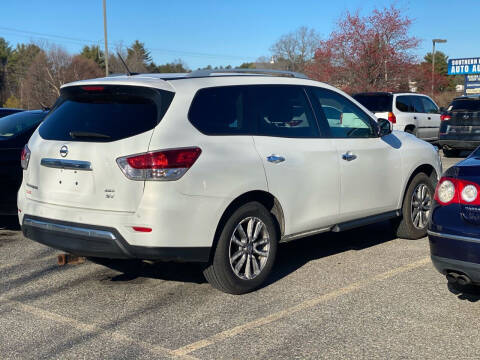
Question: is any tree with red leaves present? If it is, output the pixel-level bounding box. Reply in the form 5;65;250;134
306;5;419;94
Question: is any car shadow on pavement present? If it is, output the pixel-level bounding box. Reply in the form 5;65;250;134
94;220;396;288
90;258;207;284
265;220;396;287
0;215;20;231
447;282;480;302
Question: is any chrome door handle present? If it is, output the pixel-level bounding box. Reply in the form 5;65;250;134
267;155;285;164
342;151;357;161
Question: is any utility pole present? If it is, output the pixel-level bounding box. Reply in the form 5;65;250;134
431;39;447;96
103;0;109;76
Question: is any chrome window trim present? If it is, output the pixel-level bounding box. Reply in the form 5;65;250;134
427;230;480;244
41;158;92;171
23;218;116;240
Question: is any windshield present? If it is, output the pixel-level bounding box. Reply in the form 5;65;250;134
352;94;392;112
0;111;45;139
448;98;480;112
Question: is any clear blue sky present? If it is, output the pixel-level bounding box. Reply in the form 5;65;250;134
1;0;477;69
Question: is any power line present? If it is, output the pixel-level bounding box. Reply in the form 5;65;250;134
0;26;258;61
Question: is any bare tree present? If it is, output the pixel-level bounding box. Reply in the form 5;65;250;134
24;44;102;108
270;27;321;72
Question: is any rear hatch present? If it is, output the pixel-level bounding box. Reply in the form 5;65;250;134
352;93;393;119
25;84;174;212
443;97;480;136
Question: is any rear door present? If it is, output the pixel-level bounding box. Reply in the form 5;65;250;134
419;96;441;140
309;87;403;222
410;95;433;140
250;85;340;235
25;84;174;213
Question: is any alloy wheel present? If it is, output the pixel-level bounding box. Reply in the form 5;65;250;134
229;217;270;280
411;183;432;229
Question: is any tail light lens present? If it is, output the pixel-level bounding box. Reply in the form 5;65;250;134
434;176;480;206
440;114;451;121
20;145;31;170
117;147;202;181
387;112;396;124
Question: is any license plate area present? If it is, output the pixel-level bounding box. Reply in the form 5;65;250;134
447;125;479;134
54;168;95;194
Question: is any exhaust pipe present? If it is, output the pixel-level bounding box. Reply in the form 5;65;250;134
446;272;458;284
457;274;472;286
446;272;472;286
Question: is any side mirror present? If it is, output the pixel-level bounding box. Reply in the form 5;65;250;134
439;106;446;113
377;118;392;137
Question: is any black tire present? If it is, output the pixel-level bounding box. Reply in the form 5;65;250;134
405;127;417;137
392;172;435;240
203;202;278;294
443;148;460;157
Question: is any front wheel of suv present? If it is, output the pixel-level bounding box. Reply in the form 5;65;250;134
203;202;278;294
392;172;435;240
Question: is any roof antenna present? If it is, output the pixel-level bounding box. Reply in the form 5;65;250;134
116;51;132;76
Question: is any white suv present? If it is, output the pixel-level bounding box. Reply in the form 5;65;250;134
18;70;442;294
353;92;441;141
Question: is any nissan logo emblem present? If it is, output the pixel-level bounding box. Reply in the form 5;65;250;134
60;145;68;157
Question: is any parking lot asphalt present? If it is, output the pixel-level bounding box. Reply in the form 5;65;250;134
1;151;479;360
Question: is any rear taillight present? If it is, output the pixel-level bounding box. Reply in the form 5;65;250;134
434;176;480;206
20;145;31;170
440;114;451;121
117;147;202;181
387;112;396;124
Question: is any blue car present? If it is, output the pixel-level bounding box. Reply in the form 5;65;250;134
429;148;480;286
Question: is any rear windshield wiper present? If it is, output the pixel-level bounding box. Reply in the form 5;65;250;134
69;131;111;139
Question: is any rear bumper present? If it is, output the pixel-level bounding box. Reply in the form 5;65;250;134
438;139;480;150
431;254;480;284
428;230;480;283
22;215;210;262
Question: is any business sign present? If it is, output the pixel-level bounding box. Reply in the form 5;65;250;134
465;74;480;94
448;58;480;75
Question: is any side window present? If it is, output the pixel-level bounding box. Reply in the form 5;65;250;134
188;86;247;135
250;85;320;138
410;96;425;113
396;96;412;112
309;87;376;138
420;97;439;114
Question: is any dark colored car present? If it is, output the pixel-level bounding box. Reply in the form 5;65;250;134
0;108;24;119
438;95;480;157
0;110;48;214
429;148;480;286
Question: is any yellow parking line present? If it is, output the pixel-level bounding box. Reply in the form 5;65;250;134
172;257;431;357
0;297;199;360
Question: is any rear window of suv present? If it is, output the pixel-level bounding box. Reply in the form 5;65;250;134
352;94;392;112
448;98;480;112
39;85;174;142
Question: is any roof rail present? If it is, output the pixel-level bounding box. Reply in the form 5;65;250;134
187;68;309;79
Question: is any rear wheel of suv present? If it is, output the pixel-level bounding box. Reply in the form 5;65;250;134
203;202;278;294
443;148;460;157
392;172;435;240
